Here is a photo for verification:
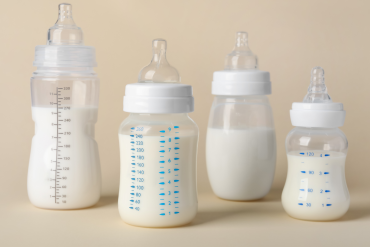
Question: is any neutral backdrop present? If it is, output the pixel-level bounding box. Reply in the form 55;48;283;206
1;0;370;246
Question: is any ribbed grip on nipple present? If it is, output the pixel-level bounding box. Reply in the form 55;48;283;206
303;66;332;103
224;32;258;70
47;3;84;45
138;39;180;83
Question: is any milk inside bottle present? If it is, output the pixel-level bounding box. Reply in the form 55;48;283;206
118;39;198;228
28;3;101;209
206;32;276;201
282;66;349;221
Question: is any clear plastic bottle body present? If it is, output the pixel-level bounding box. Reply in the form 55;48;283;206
206;95;276;200
282;127;349;221
118;113;198;227
28;67;101;209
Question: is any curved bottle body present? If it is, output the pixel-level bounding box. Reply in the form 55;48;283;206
28;67;101;209
282;127;349;221
206;95;276;200
118;113;198;227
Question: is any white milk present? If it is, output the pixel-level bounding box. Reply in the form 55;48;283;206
206;127;276;200
282;151;350;221
118;134;198;227
28;107;101;209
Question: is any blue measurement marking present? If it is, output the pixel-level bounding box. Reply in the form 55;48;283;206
130;135;134;137
130;200;134;202
159;193;165;195
174;168;179;171
325;190;330;193
129;207;133;209
174;147;180;150
131;163;135;165
159;182;165;185
174;158;179;160
160;166;164;168
130;193;134;195
160;146;164;147
130;127;135;130
160;156;164;157
160;203;165;205
175;143;179;144
175;132;179;133
175;137;180;140
159;150;165;153
175;186;178;187
131;170;135;173
159;140;165;143
131;186;135;188
175;197;178;198
160;177;164;179
160;188;164;190
174;191;179;193
160;130;165;133
326;204;332;206
131;148;135;151
160;199;164;200
300;153;305;155
174;212;179;214
131;178;135;180
159;161;165;163
174;201;179;204
161;209;164;210
174;180;179;182
130;141;134;144
324;172;329;174
298;203;303;206
301;171;306;173
161;136;164;137
174;126;179;128
159;171;165;174
300;189;305;191
325;154;330;156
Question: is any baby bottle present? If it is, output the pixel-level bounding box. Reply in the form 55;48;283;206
118;39;198;227
28;4;101;209
282;67;349;221
206;32;276;201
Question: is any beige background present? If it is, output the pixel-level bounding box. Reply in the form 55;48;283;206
1;0;370;246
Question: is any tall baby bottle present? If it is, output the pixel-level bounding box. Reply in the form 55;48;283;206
28;4;101;209
206;32;276;201
118;39;198;227
282;67;349;221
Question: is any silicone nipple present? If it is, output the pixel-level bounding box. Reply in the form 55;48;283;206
303;67;332;103
224;32;258;70
47;3;84;45
138;39;180;83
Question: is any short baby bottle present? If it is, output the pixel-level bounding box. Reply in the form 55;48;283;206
206;32;276;201
282;67;349;221
28;4;101;209
118;39;198;227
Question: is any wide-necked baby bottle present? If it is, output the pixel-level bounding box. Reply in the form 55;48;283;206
206;32;276;201
118;39;198;227
28;3;101;209
282;67;349;221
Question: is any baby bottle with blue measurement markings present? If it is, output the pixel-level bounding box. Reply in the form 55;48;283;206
282;66;349;221
28;3;101;209
118;39;198;227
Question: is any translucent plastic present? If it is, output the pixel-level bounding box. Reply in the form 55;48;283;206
138;39;180;83
28;67;101;209
28;3;100;209
206;95;276;200
282;127;349;221
118;113;198;227
47;3;83;45
224;32;258;70
303;66;331;103
282;66;349;221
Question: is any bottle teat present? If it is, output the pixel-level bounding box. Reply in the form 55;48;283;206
224;32;258;70
303;66;332;103
138;39;180;83
47;3;84;45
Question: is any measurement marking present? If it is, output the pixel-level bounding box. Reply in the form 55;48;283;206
54;87;58;204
